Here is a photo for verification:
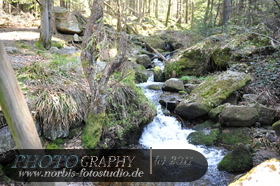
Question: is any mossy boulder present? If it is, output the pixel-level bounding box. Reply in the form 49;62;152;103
187;128;220;146
164;34;230;78
141;35;166;51
162;78;184;92
272;120;280;136
218;143;253;173
229;159;280;186
159;92;183;112
175;71;251;119
154;66;165;82
219;106;259;127
220;127;252;146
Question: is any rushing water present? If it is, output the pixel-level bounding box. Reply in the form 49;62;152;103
138;72;232;185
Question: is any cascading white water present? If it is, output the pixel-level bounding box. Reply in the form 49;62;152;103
138;73;232;185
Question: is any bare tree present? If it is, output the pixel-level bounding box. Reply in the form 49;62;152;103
165;0;172;27
80;0;127;148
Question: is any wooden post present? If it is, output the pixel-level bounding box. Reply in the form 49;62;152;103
0;41;42;149
0;41;66;186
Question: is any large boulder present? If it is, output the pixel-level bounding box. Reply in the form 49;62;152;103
175;71;251;119
272;120;280;136
218;143;253;173
229;159;280;186
162;78;184;92
164;34;230;78
219;106;259;127
54;6;82;34
220;127;252;147
141;35;166;51
187;128;220;146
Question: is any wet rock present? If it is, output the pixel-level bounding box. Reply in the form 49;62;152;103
219;106;259;127
222;91;238;105
135;70;150;83
159;92;183;111
218;143;253;173
254;104;276;125
136;54;153;69
162;78;184;92
175;71;251;120
229;159;280;185
0;126;16;154
54;6;82;34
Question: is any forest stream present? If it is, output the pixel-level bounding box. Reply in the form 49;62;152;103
137;57;233;185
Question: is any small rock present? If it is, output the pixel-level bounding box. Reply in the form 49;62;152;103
73;34;82;43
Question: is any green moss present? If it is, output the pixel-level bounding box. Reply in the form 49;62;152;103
272;120;280;136
187;128;220;146
218;144;253;173
220;128;252;146
211;47;231;67
82;111;105;149
34;41;45;50
46;143;60;149
208;103;230;120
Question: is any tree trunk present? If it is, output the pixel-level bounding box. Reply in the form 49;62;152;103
39;0;53;49
165;0;172;27
204;0;211;26
191;0;195;28
177;0;182;24
80;0;127;148
185;0;189;23
155;0;158;18
117;0;122;32
222;0;231;25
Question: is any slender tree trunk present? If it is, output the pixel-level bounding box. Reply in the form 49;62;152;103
222;0;231;25
155;0;158;18
39;0;53;50
185;0;189;23
117;0;121;32
60;0;65;7
165;0;172;27
177;0;182;24
191;0;194;28
204;0;211;26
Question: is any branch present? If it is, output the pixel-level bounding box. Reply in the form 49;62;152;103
273;0;280;11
